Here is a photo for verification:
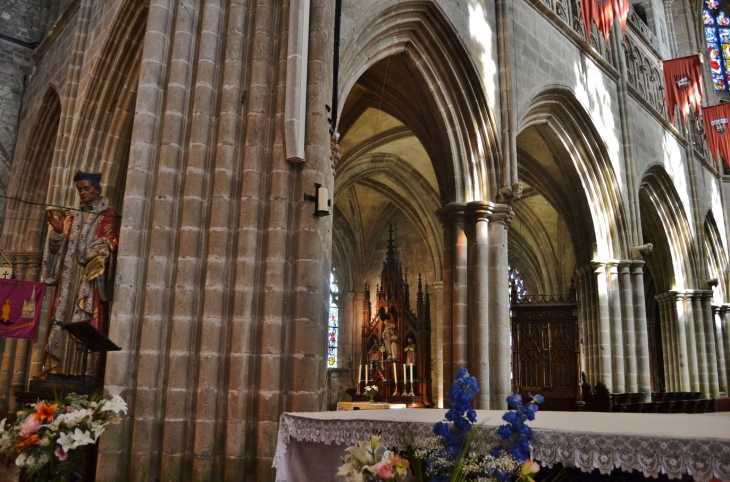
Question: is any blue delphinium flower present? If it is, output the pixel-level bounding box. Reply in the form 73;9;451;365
430;369;480;469
493;392;542;463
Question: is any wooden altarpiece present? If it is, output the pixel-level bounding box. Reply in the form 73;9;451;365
356;229;432;407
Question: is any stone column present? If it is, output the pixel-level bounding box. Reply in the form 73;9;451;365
594;262;612;387
662;0;678;57
620;262;637;393
684;292;701;392
581;265;598;382
467;201;492;409
713;306;728;395
701;291;720;397
631;261;650;400
488;203;512;410
342;291;358;375
656;294;672;391
692;293;709;396
666;294;681;391
431;281;444;407
674;292;692;391
720;303;730;395
723;306;730;393
439;208;454;388
607;262;625;393
452;208;468;380
576;267;589;380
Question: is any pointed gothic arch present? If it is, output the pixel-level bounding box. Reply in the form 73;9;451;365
56;0;147;206
337;0;501;204
704;211;729;303
640;164;700;291
2;86;62;252
517;87;631;265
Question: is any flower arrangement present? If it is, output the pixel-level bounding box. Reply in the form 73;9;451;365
365;385;379;403
337;369;543;482
336;432;412;481
0;392;128;482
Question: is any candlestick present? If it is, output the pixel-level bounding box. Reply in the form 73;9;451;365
365;364;369;386
392;362;398;396
357;364;362;395
403;363;407;387
410;363;415;396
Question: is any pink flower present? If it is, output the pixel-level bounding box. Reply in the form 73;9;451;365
54;447;68;461
376;462;393;479
19;416;41;437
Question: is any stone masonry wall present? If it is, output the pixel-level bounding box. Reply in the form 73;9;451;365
0;0;51;234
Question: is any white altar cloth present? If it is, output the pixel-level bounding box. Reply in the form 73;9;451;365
272;409;730;481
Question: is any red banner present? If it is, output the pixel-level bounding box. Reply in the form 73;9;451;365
580;0;629;43
662;55;704;124
702;103;730;167
0;279;44;341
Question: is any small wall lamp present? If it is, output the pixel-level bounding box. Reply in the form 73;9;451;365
304;183;331;217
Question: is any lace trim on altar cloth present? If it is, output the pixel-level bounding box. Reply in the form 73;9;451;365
272;413;730;482
531;430;730;481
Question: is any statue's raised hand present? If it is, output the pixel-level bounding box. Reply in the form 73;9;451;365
46;207;65;234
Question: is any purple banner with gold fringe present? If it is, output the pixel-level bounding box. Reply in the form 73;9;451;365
0;279;44;341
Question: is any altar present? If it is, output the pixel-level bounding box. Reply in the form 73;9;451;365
272;409;730;482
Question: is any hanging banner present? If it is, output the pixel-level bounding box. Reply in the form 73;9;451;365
580;0;629;43
0;279;44;341
702;103;730;167
661;54;704;124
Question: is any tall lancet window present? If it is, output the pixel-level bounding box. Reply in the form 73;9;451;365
704;0;730;90
327;270;339;367
508;265;527;301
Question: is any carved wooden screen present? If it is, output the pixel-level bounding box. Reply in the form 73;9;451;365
511;294;579;411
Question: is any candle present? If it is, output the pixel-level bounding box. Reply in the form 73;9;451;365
403;363;407;386
365;364;369;384
357;364;362;386
393;362;397;385
410;363;414;385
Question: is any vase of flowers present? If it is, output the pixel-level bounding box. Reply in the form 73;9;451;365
365;385;379;403
337;369;544;482
0;392;128;482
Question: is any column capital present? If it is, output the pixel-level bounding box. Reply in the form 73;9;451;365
630;259;646;271
466;200;494;222
591;260;607;272
489;203;514;226
437;202;467;226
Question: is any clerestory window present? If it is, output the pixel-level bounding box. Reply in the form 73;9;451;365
704;0;730;90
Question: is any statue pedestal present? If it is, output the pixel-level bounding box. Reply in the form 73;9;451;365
25;374;102;396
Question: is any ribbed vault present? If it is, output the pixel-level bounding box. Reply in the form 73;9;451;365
337;0;501;203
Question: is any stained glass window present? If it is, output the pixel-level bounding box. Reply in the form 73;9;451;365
705;0;730;90
508;265;527;301
327;270;339;367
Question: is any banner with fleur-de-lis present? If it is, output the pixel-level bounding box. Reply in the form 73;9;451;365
0;279;44;340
